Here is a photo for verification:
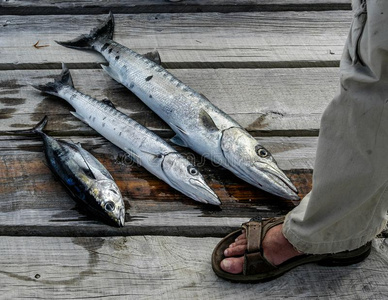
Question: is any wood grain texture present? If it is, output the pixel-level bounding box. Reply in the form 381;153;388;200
0;135;314;235
0;68;339;135
0;11;352;69
0;236;387;299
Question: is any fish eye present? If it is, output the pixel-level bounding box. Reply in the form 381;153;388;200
187;165;199;176
256;147;269;158
105;201;115;212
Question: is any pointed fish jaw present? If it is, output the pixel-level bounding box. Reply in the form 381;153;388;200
162;153;221;206
234;162;299;200
188;178;221;205
116;207;126;227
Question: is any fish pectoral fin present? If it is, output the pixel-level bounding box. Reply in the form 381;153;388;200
143;50;161;65
170;135;188;147
169;123;189;147
101;64;121;82
102;98;116;109
199;109;219;132
70;111;87;123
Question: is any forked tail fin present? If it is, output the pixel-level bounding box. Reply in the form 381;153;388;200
56;12;114;50
32;63;74;96
3;116;48;136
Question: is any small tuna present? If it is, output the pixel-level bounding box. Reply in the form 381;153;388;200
7;116;125;227
56;13;299;200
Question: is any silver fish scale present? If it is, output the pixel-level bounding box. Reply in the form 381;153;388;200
96;40;238;164
57;86;174;161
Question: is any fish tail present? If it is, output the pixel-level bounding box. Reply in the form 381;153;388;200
3;116;48;136
32;63;74;96
32;115;49;134
55;12;114;50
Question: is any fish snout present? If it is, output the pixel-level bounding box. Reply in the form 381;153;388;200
117;207;126;227
255;163;299;200
188;178;221;205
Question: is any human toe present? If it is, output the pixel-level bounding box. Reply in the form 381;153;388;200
220;257;244;274
224;244;246;257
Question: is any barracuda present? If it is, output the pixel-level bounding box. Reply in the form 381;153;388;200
6;116;125;227
56;13;299;201
33;64;220;206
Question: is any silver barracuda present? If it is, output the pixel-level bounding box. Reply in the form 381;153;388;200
6;116;125;227
33;64;220;205
56;13;299;201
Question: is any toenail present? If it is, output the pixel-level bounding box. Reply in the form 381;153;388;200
224;249;229;256
221;259;231;270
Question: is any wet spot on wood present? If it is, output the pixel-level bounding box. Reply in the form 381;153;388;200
145;75;153;82
0;79;25;89
246;115;268;130
246;111;284;131
0;108;16;119
0;97;26;106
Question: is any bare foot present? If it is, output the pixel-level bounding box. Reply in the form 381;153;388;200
220;224;303;274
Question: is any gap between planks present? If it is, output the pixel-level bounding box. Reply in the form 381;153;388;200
0;0;352;16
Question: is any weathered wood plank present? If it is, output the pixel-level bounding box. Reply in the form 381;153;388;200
0;135;314;235
0;0;352;14
0;68;339;135
0;236;387;299
0;11;352;69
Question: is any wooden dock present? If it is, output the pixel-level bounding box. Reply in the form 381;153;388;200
1;1;388;298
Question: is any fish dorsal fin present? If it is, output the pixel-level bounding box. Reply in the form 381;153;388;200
143;50;161;65
75;142;114;181
61;141;97;180
101;64;121;82
102;98;116;109
169;123;189;147
199;109;219;132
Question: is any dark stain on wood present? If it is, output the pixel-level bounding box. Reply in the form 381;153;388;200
247;114;268;130
0;79;25;89
0;108;16;119
0;97;26;106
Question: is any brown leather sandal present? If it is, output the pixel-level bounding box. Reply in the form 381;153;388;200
212;216;372;283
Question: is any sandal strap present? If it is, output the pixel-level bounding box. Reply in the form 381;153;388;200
242;216;285;275
244;252;277;275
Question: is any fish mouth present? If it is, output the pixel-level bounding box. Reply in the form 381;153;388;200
116;207;126;227
187;178;221;205
263;167;299;200
232;163;299;201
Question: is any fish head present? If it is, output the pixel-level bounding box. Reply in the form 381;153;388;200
161;153;221;205
90;179;126;227
220;127;299;200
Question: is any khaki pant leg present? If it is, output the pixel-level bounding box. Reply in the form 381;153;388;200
283;0;388;254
